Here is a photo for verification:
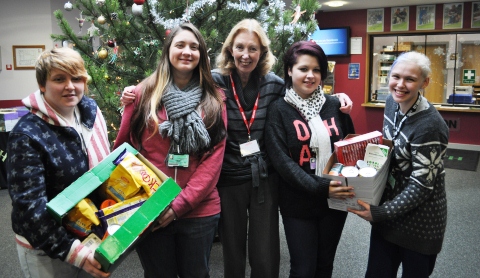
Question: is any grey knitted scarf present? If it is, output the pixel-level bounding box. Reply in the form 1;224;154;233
159;78;210;154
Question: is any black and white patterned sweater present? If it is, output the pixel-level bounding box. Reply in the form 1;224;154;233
370;94;449;255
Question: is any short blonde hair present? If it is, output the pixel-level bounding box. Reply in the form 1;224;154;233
216;19;276;76
36;47;89;93
390;51;431;80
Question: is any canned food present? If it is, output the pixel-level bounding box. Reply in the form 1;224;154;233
341;166;359;177
102;224;121;240
328;163;344;176
356;160;369;169
359;167;377;177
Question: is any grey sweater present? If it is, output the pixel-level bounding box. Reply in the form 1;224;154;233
371;94;449;255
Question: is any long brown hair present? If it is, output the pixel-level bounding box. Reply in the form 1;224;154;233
130;23;225;154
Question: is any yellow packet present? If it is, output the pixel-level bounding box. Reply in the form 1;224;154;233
100;193;149;216
65;198;100;238
97;193;149;228
103;152;144;202
105;151;163;199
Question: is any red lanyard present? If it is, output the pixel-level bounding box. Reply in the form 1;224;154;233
229;74;260;140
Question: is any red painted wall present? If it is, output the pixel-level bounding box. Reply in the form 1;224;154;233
0;100;23;109
316;2;480;145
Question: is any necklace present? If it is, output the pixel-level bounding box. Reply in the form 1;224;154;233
392;93;421;140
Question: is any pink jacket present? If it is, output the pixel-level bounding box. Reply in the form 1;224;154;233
113;86;226;219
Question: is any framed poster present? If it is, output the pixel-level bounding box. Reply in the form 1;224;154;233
391;7;409;31
416;5;435;30
12;45;45;70
443;3;463;29
472;2;480;28
367;9;384;32
348;63;360;79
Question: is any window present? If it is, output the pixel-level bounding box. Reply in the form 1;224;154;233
367;31;480;108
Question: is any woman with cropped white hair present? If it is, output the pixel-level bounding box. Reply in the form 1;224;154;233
349;51;449;278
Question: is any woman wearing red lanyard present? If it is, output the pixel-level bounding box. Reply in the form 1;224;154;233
212;19;353;278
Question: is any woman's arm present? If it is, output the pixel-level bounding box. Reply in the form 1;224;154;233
113;86;140;149
119;85;136;106
8;133;76;258
334;92;353;114
351;132;448;222
8;133;110;277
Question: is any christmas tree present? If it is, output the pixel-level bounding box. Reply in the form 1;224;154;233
53;0;320;144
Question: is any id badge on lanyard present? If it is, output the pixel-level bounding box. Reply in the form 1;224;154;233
230;74;261;157
167;153;189;167
240;139;261;157
166;145;189;167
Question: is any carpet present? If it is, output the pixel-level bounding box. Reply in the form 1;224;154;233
443;149;480;171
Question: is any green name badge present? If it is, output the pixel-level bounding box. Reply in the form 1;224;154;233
388;173;396;189
167;154;189;167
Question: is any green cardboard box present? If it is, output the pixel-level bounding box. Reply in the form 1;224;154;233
46;142;181;272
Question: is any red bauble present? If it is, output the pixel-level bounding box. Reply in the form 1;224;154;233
165;29;171;36
133;0;145;5
107;40;115;47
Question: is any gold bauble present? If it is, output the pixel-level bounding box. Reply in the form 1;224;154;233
98;49;108;59
98;15;106;25
86;75;92;84
104;74;110;81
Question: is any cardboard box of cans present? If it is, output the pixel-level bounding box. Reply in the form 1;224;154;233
323;134;393;211
46;142;181;272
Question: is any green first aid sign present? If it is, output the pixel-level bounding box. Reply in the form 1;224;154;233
463;69;476;84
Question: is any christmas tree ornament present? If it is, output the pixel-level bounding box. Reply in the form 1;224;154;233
98;15;106;25
132;3;143;16
111;13;118;20
87;22;100;37
76;12;86;33
87;21;100;52
104;74;111;81
96;0;105;6
98;48;108;59
165;29;171;36
133;0;145;5
64;1;73;11
109;42;119;64
87;75;92;84
133;47;142;57
290;4;306;24
107;39;115;47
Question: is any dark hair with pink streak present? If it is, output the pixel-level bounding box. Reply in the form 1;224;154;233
283;41;328;88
